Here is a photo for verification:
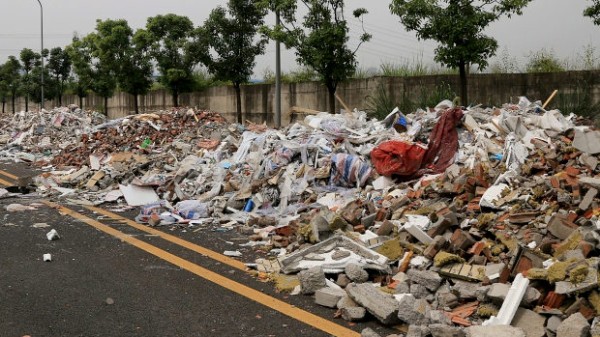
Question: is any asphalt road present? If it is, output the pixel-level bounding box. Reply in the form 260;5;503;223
0;162;394;337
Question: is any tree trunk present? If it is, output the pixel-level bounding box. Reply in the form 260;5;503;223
11;94;15;113
79;95;83;110
133;94;139;114
327;84;336;114
25;96;29;112
172;91;179;107
2;101;5;113
234;84;242;124
104;96;108;115
459;60;468;106
58;94;62;106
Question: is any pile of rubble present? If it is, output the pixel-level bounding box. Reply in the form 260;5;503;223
2;97;600;337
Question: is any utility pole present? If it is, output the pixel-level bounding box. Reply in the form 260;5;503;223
274;10;281;129
36;0;44;111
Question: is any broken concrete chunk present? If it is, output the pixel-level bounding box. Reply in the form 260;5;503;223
453;280;479;300
436;289;459;308
315;287;346;308
407;325;431;337
590;318;600;337
579;177;600;190
430;324;466;337
336;273;351;288
298;266;326;295
579;188;598;211
341;306;367;322
486;283;510;302
345;263;369;283
547;316;563;335
346;283;400;325
361;328;383;337
556;312;591;337
410;283;430;299
555;269;598;295
466;326;526;337
407;269;443;292
337;294;359;309
427;310;452;325
548;214;577;240
511;308;546;337
396;294;428;325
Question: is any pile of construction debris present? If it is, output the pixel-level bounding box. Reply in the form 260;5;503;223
2;97;600;337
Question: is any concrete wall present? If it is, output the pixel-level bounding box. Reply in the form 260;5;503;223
3;70;599;123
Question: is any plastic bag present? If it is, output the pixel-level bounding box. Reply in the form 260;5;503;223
175;200;210;219
135;200;171;223
370;141;426;177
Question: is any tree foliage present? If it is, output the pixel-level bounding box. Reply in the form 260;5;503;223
260;0;371;113
19;48;41;111
81;19;129;114
1;57;21;113
585;0;600;25
0;62;11;113
65;35;94;109
83;19;154;114
46;47;72;106
141;14;199;107
196;0;267;123
390;0;532;105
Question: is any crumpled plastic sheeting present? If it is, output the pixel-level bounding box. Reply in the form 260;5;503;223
419;107;464;175
370;141;426;177
329;153;372;188
371;107;463;179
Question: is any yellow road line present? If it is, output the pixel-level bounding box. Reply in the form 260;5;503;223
0;169;18;180
44;201;359;337
84;205;247;271
0;177;14;187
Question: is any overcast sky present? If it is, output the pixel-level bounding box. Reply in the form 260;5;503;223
1;0;599;77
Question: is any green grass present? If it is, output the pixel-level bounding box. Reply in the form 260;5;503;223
366;80;457;119
262;67;319;84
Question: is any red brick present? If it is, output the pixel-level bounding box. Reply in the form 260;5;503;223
543;291;566;309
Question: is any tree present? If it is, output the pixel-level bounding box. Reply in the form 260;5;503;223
84;19;153;114
585;0;600;24
79;21;122;114
390;0;532;105
1;57;21;113
196;0;267;123
121;29;154;114
259;0;371;114
0;64;9;113
66;35;94;109
46;47;72;106
141;14;199;107
19;48;41;111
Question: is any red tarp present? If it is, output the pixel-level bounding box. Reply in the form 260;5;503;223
371;107;464;178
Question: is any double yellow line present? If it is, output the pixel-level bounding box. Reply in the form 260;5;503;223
0;169;18;187
0;168;359;337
